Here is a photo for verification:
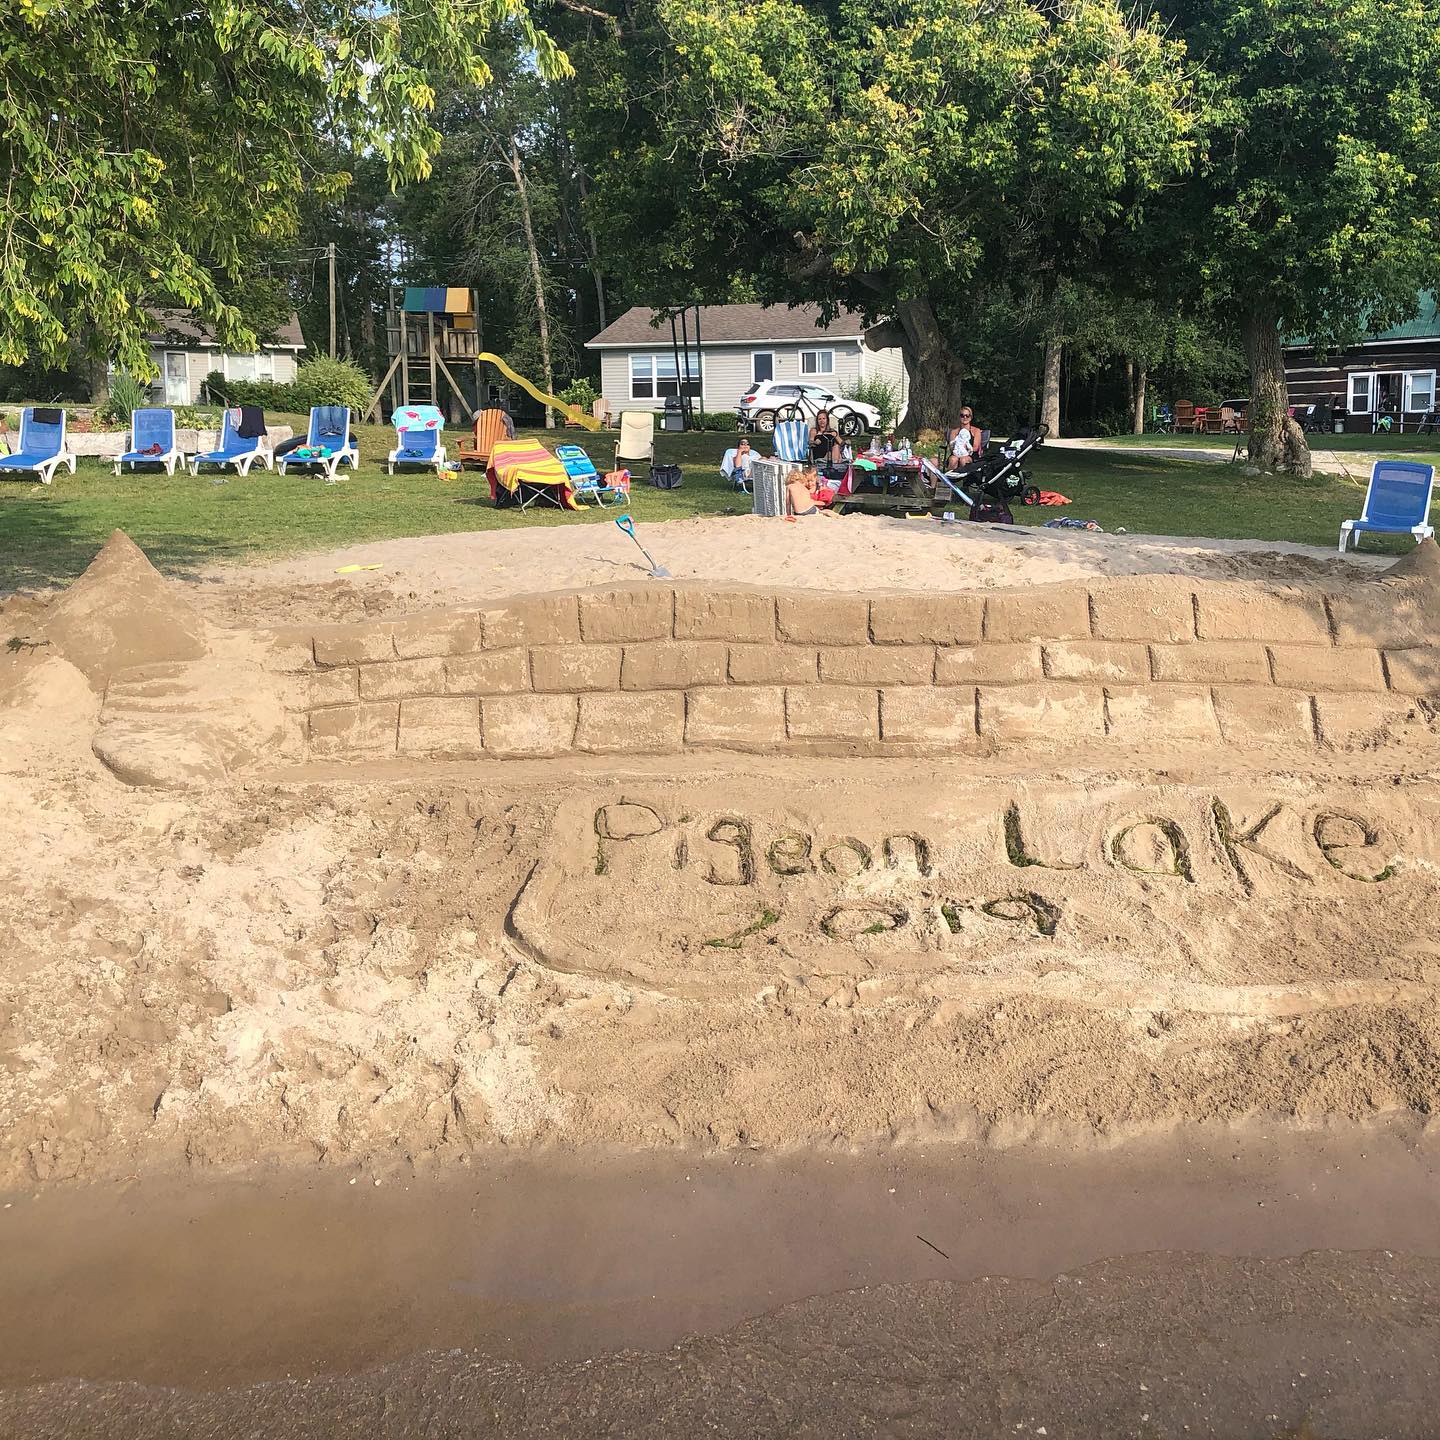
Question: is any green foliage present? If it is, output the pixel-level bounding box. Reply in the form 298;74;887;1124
0;0;568;374
844;378;900;434
295;356;372;410
204;371;302;410
694;411;741;432
558;377;599;412
99;372;149;427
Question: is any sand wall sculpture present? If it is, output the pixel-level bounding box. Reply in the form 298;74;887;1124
255;570;1440;764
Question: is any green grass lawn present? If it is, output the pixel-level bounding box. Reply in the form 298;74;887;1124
0;420;1416;590
1097;429;1440;467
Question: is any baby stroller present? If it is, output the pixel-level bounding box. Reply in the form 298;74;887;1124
926;424;1048;523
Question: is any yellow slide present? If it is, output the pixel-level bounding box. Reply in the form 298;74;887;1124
479;352;602;432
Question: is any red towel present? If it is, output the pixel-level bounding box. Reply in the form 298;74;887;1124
1037;491;1071;506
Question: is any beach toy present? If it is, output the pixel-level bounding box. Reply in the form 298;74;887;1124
334;563;383;574
614;512;670;578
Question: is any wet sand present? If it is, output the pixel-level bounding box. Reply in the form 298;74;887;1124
2;1124;1439;1435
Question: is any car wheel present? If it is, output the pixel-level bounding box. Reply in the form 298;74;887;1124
832;408;864;438
752;409;778;433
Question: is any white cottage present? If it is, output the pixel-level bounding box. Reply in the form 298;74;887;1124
585;303;910;418
134;309;308;405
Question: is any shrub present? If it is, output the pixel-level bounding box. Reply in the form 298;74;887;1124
295;355;373;411
203;370;303;410
99;370;149;426
558;377;599;413
695;409;740;431
844;376;901;433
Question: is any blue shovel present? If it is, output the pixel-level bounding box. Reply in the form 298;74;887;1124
614;512;671;577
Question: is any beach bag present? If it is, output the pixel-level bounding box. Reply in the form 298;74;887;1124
969;499;1014;525
649;463;683;490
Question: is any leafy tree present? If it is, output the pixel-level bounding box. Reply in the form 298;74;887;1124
1158;0;1440;474
0;0;565;383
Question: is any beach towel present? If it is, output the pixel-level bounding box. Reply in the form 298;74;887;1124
487;439;580;510
1036;491;1071;506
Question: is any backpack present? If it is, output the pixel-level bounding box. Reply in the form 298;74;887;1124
649;463;683;490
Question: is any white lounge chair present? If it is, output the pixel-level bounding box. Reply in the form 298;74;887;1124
0;408;76;485
387;404;447;475
191;411;273;477
114;407;183;476
1339;460;1437;552
278;405;359;481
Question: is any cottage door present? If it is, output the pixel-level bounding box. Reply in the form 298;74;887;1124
163;352;188;405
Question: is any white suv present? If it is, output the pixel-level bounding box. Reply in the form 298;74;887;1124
737;380;881;435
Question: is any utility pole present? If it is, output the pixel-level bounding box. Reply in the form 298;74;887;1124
327;242;337;358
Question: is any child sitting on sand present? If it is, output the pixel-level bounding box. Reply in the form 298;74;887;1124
786;464;837;517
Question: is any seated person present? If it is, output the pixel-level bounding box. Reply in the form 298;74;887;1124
810;408;842;467
787;464;832;515
721;437;756;490
947;408;982;469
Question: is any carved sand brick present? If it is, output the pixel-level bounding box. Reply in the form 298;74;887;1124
685;687;786;748
777;594;869;645
308;702;398;757
1326;593;1430;650
978;683;1105;742
674;590;774;642
358;657;447;701
481;595;581;649
312;623;396;667
1044;641;1148;684
879;687;977;745
1149;642;1270;685
444;649;530;696
531;645;622;693
818;646;934;686
307;668;358;708
1212;686;1316;745
1104;685;1219;742
397;697;481;757
481;694;577;756
258;628;316;673
869;594;984;645
621;642;728;690
578;587;674;643
934;643;1043;685
1193;585;1331;645
1314;691;1422;748
390;612;483;660
1382;647;1440;695
1268;644;1383;692
983;587;1090;642
785;685;880;740
728;644;819;685
1088;577;1194;644
576;692;685;753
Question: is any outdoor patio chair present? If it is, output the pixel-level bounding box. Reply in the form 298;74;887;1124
0;407;75;485
615;410;655;470
387;404;447;475
192;410;272;476
458;408;510;470
772;420;810;464
278;405;359;480
555;444;625;505
720;446;754;493
115;407;183;475
1338;460;1437;553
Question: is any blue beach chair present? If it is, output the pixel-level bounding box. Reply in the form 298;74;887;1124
278;405;359;480
555;444;624;505
114;407;183;475
772;419;810;464
1338;460;1437;552
191;410;273;477
0;408;75;485
387;404;447;475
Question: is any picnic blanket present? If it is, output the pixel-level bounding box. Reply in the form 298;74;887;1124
486;439;580;510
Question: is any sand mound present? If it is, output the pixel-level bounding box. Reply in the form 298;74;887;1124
41;530;208;686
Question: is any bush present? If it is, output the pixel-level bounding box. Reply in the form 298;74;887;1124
295;355;373;411
98;370;149;426
844;376;901;433
204;370;303;410
695;409;740;431
558;377;599;413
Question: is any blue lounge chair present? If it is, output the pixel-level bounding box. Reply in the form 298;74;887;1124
387;404;447;475
772;420;810;464
555;444;625;505
191;410;273;477
278;405;359;481
114;407;183;475
1339;460;1437;552
0;408;75;485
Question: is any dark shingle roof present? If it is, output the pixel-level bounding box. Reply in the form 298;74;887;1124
145;308;306;349
587;303;869;347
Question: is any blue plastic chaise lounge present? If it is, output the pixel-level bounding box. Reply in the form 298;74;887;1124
192;410;273;476
114;407;183;475
0;407;76;485
387;404;447;475
278;405;359;481
555;444;625;505
1338;460;1437;552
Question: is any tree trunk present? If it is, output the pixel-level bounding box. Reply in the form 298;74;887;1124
1132;367;1147;435
508;137;555;428
1040;334;1062;437
1124;357;1135;417
576;169;608;335
887;297;966;437
1241;301;1311;476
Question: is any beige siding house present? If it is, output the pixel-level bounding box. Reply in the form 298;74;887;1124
586;304;911;418
134;310;307;405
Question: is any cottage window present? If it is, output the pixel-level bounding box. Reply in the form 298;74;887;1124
224;352;275;383
752;352;774;384
1403;371;1436;413
800;349;834;376
630;352;701;400
1347;373;1375;414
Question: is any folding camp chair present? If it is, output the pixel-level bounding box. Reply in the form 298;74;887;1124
615;411;655;471
772;420;811;464
555;444;624;505
458;408;510;469
192;410;272;476
1339;460;1437;552
115;408;183;475
0;408;75;485
720;446;755;493
387;404;447;475
278;405;359;480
